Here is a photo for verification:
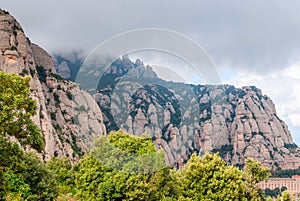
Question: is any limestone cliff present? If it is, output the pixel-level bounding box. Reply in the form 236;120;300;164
90;56;300;170
52;43;300;170
0;9;106;160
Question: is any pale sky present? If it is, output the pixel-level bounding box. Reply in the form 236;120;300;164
1;0;300;144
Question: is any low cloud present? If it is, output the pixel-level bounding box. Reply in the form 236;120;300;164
2;0;300;73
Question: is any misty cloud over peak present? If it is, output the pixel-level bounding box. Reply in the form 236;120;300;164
2;0;300;73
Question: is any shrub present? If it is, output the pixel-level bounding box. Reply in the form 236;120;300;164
50;112;56;121
36;65;47;83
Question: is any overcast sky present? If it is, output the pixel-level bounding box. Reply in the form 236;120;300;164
2;0;300;144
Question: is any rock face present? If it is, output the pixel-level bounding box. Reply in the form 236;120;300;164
3;8;300;170
91;56;300;170
0;9;106;160
55;61;71;79
53;51;84;81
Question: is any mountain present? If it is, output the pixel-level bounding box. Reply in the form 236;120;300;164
0;9;105;160
55;53;300;170
1;8;300;170
53;51;85;81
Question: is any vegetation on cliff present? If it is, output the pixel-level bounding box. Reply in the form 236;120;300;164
0;72;57;200
0;72;292;201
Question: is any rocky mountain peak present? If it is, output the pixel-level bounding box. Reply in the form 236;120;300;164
135;58;143;67
91;57;300;170
52;52;300;169
0;10;27;74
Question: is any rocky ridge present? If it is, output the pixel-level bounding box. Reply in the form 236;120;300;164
87;56;300;170
0;9;106;160
55;51;300;170
2;8;300;170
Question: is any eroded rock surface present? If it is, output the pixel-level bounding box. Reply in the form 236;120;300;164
0;9;106;160
93;56;300;170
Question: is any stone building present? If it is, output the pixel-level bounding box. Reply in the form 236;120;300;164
258;175;300;199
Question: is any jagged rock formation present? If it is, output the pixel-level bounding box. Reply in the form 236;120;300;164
92;56;300;170
53;51;84;81
2;8;300;170
0;9;106;160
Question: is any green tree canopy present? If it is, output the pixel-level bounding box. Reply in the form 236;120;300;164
176;153;248;201
46;130;272;201
175;153;270;201
91;130;165;173
0;72;57;200
0;72;44;151
72;130;177;201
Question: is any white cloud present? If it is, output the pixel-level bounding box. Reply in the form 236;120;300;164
284;62;300;79
2;0;300;73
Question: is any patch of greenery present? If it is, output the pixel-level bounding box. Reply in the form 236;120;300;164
49;73;64;81
0;72;57;200
212;144;233;158
284;143;298;149
2;10;10;15
36;65;47;83
21;69;29;75
29;68;35;77
50;112;56;121
66;91;72;100
53;93;60;106
271;167;300;178
9;46;17;51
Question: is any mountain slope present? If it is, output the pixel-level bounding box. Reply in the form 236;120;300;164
0;9;106;160
88;56;300;170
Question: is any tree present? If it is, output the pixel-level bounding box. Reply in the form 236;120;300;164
244;157;271;200
0;137;26;199
46;157;74;197
0;72;57;200
175;153;271;201
72;156;109;200
264;187;281;198
91;130;165;173
275;190;295;201
281;190;294;201
44;130;273;200
16;152;58;200
176;153;248;200
0;138;58;200
0;72;44;151
73;130;177;200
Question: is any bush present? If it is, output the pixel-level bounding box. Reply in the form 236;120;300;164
36;65;47;83
66;91;73;100
50;112;56;121
0;138;58;200
54;93;60;106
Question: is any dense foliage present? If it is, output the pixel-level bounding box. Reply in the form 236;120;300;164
47;131;177;201
0;72;57;200
0;72;44;151
44;130;274;201
90;130;166;173
271;167;300;178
